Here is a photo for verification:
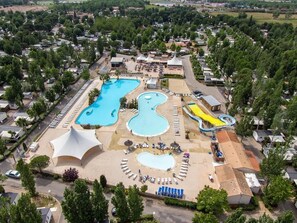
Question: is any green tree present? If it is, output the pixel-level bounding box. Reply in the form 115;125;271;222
9;194;42;223
235;115;253;142
81;69;90;80
62;179;94;223
97;37;104;55
92;179;108;223
111;182;130;223
16;159;37;197
192;212;218;223
45;89;56;103
263;176;293;207
198;48;204;57
170;43;176;52
15;118;29;132
30;155;50;173
62;71;75;89
127;185;144;221
0;138;7;156
27;98;47;120
260;147;285;182
196;186;228;214
110;49;116;58
225;208;246;223
100;175;107;188
115;69;120;80
275;211;295;223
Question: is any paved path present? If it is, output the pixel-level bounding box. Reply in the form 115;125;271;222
3;177;194;223
181;55;227;113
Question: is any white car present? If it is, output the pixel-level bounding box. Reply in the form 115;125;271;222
5;170;21;179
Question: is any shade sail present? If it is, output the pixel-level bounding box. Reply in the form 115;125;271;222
50;127;102;160
167;56;182;66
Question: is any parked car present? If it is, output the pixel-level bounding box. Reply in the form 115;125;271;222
195;93;203;99
111;207;117;216
193;90;202;95
5;170;21;179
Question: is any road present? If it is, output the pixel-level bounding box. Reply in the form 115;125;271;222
3;177;194;223
182;55;227;113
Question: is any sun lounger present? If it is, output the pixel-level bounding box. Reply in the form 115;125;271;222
180;170;187;174
168;177;172;184
122;159;128;162
121;165;127;169
165;178;168;184
133;174;137;180
157;187;162;195
158;178;160;184
122;166;128;171
121;162;127;165
125;169;131;174
161;178;164;185
128;173;133;178
179;173;187;177
123;150;128;155
181;167;188;171
173;178;178;184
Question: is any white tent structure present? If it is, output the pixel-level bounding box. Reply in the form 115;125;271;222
167;56;183;66
50;127;102;160
136;54;147;62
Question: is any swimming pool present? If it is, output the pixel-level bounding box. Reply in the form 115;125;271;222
127;92;169;137
137;152;175;171
76;79;140;126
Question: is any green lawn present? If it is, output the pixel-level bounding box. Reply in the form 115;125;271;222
210;11;297;27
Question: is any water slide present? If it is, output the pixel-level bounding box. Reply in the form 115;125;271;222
183;104;236;132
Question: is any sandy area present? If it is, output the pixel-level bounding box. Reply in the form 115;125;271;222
0;5;48;12
169;79;191;95
30;77;219;201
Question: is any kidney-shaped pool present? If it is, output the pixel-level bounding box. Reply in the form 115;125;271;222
137;152;175;171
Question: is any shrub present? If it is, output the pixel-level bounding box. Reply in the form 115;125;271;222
164;197;197;210
53;174;60;180
140;185;148;193
0;185;5;193
100;175;107;188
62;168;79;182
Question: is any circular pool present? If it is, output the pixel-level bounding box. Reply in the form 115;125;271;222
137;152;175;170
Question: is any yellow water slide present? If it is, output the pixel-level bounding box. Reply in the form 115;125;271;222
188;103;225;127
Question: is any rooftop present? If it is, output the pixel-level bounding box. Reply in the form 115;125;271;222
201;95;221;107
111;57;124;63
215;164;253;197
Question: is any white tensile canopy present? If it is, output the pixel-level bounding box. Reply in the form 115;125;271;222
167;56;183;66
50;127;102;160
136;54;147;61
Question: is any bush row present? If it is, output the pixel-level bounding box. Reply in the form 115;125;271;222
164;197;197;210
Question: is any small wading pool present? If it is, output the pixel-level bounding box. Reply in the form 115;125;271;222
137;152;175;171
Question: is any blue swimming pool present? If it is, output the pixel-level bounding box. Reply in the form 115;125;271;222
127;92;169;137
137;152;175;171
76;79;140;126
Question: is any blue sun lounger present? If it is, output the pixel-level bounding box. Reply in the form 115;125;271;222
177;189;181;198
164;187;169;196
158;187;162;195
168;188;173;197
180;189;184;198
161;186;165;196
173;188;177;198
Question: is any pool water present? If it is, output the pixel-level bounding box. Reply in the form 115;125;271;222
137;152;175;170
127;92;169;137
76;79;140;126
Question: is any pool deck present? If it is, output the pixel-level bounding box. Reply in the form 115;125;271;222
29;76;219;201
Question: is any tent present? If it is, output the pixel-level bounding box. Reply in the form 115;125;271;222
50;127;102;160
167;56;182;66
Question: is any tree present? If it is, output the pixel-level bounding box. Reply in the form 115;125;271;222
198;48;204;57
260;147;285;182
62;71;75;89
127;185;144;221
45;89;56;102
62;179;94;223
170;43;176;52
275;211;295;223
9;194;42;223
97;37;104;55
15;118;29;132
62;168;79;182
100;175;107;188
16;159;37;197
92;179;108;223
110;48;116;58
225;208;246;223
81;69;90;80
196;186;228;214
111;182;130;223
115;69;120;80
272;10;280;19
192;212;218;223
100;73;110;83
27;98;47;120
0;138;7;156
263;176;293;207
30;155;50;173
235;115;252;142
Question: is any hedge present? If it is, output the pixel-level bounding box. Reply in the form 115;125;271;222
164;197;197;210
163;74;184;79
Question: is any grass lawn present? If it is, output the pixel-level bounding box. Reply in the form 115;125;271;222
210;11;297;26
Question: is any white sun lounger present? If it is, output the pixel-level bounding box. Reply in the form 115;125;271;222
122;159;128;162
176;175;183;181
181;167;188;171
180;170;187;174
158;178;160;184
161;178;164;184
121;162;127;165
125;169;131;174
165;178;168;184
173;178;178;184
133;174;137;180
179;173;187;177
123;150;128;155
121;165;128;169
122;167;128;171
168;177;172;184
128;173;134;178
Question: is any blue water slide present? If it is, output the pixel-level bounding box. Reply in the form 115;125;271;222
182;107;235;132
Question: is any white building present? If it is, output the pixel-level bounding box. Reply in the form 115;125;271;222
146;79;158;89
38;207;52;223
245;173;261;194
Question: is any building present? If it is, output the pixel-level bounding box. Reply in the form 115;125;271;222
201;95;221;111
215;164;253;205
0;100;9;112
0;125;25;141
252;130;271;142
110;57;124;67
245;173;261;194
1;192;20;205
146;79;158;89
217;130;259;173
284;167;297;182
38;207;52;223
0;112;7;123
